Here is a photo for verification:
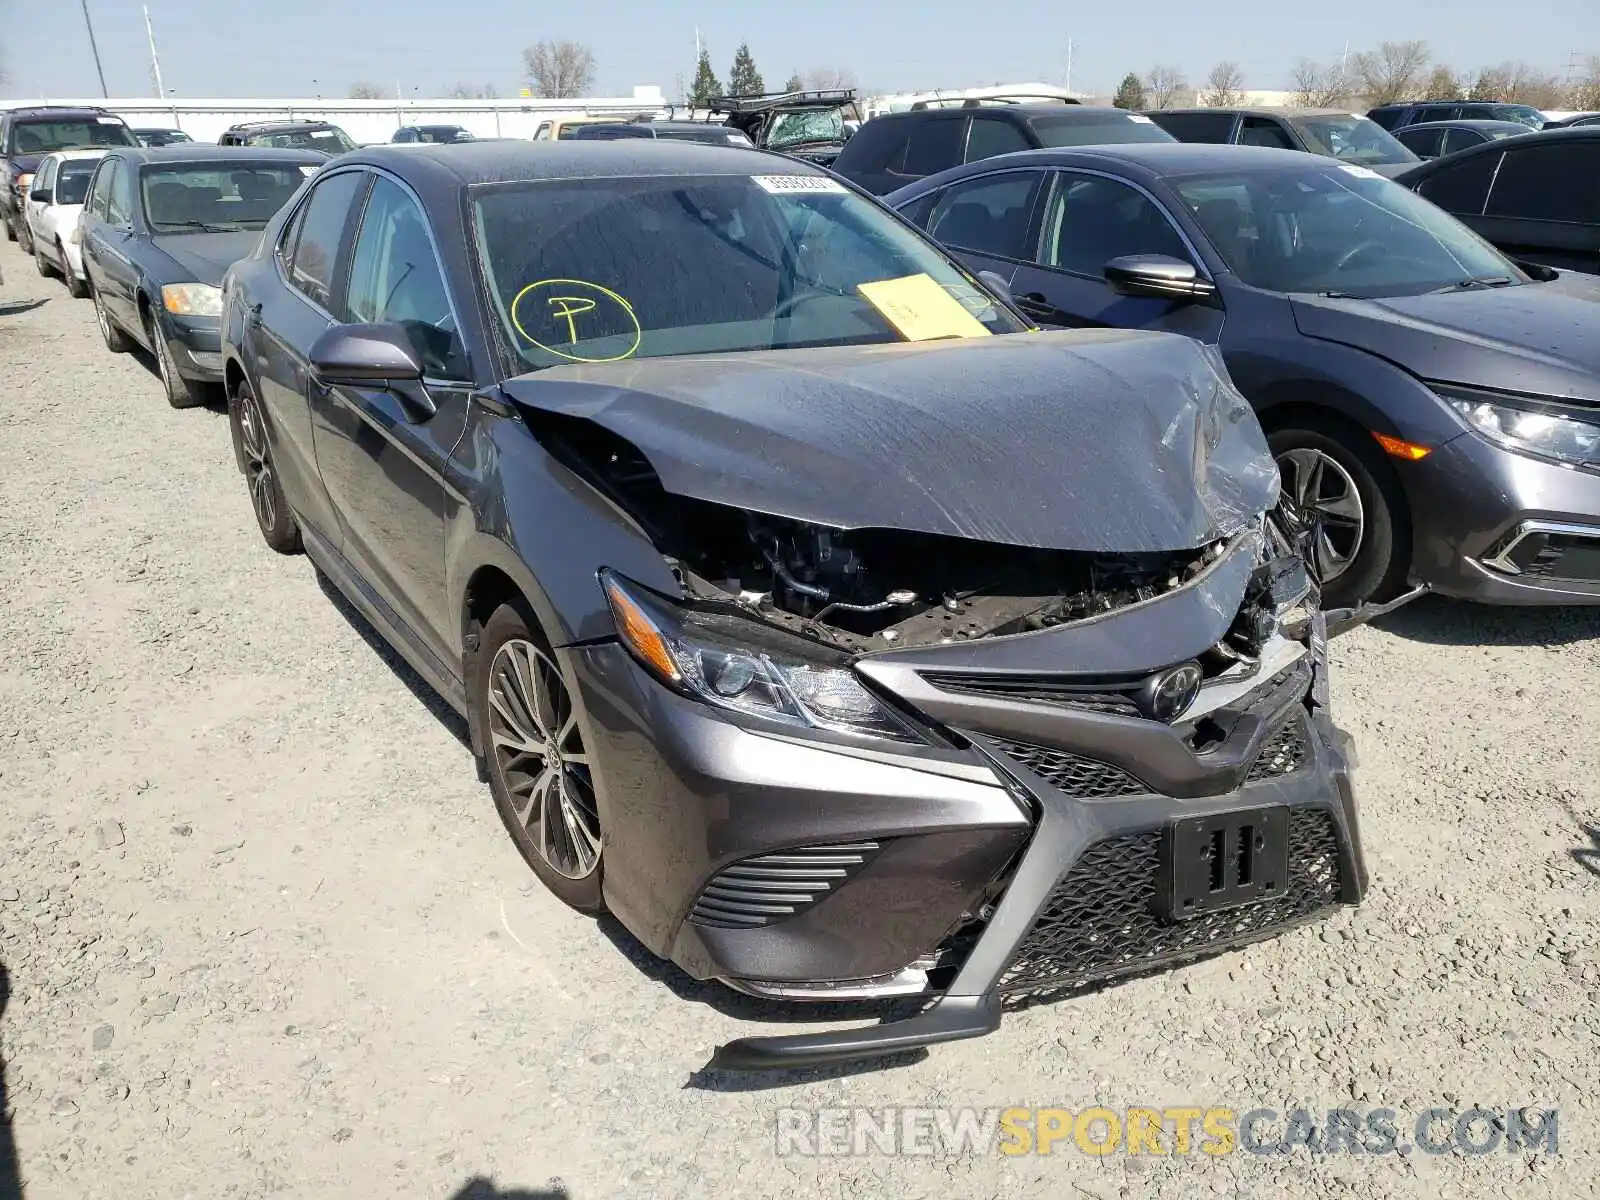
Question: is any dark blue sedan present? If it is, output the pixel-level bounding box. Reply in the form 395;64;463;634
888;143;1600;608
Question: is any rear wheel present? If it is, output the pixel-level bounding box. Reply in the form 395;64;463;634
474;602;605;913
92;283;134;353
1268;419;1410;608
14;215;31;252
228;376;301;553
2;212;15;242
34;241;54;277
63;248;88;299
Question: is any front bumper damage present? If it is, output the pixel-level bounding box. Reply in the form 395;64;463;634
568;527;1369;1072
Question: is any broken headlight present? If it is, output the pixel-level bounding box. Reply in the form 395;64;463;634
601;571;928;744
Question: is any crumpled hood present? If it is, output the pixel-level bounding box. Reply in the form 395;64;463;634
500;328;1279;553
148;230;263;286
1291;274;1600;405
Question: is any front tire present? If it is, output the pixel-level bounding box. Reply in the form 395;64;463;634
228;376;301;553
16;216;33;255
1269;419;1410;608
63;249;88;299
92;283;135;353
34;241;54;277
474;602;605;912
147;311;210;409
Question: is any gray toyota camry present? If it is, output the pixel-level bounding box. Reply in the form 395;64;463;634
218;141;1368;1070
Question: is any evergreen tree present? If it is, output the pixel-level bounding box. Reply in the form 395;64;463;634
1112;72;1147;109
784;72;805;94
729;43;765;97
690;46;723;105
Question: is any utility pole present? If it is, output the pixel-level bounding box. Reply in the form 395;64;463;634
1065;39;1073;96
79;0;109;98
143;6;166;100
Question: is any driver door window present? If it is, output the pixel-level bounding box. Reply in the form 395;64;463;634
1238;117;1295;149
1037;173;1190;277
342;176;468;380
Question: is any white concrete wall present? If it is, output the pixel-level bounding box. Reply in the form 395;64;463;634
0;91;668;144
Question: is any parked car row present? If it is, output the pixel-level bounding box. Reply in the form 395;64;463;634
12;115;1598;1073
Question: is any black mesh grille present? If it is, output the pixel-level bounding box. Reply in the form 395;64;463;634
1245;717;1310;784
992;738;1153;798
922;671;1143;716
687;842;881;929
999;808;1342;995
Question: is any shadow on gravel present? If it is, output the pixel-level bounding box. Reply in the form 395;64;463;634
447;1180;569;1200
1;962;19;1200
313;570;472;750
0;299;47;317
1370;594;1600;648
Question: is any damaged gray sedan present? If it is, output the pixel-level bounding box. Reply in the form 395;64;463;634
218;141;1368;1071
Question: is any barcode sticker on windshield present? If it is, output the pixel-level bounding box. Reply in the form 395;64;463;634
1126;114;1155;124
96;117;123;125
752;174;846;194
299;165;321;177
1338;164;1380;178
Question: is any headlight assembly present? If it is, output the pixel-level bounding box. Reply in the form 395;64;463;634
161;282;223;317
1434;383;1600;469
601;571;928;744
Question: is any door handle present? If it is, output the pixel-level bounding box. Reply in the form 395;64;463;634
1014;292;1059;320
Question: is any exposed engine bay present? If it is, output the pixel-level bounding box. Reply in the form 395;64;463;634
531;410;1314;660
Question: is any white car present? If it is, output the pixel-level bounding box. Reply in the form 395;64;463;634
24;149;107;297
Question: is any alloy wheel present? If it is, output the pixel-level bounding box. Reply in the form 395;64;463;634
1276;447;1365;583
94;291;111;340
236;387;278;533
486;638;600;880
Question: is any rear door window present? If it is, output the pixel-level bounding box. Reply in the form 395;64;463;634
282;169;367;310
1414;151;1499;216
1395;127;1443;157
964;115;1033;162
1485;143;1600;223
903;116;966;176
924;169;1045;259
1441;128;1484;156
1239;116;1296;149
1148;112;1235;143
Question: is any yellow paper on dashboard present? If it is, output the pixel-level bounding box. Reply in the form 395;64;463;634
857;273;992;341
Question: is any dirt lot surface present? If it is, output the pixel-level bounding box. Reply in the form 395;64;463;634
1;236;1598;1200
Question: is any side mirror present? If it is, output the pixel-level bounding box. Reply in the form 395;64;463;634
309;323;423;387
30;187;51;203
1104;254;1216;300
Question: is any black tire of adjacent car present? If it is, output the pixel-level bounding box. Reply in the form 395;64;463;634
147;310;209;409
2;212;15;242
91;283;135;353
16;215;34;254
63;246;88;299
473;600;606;914
1268;419;1411;609
34;243;54;277
227;376;302;554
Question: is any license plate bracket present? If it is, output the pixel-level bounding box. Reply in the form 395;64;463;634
1159;807;1290;923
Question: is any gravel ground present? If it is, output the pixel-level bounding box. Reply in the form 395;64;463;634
1;235;1597;1200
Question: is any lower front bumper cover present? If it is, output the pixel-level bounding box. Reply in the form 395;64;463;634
708;699;1364;1071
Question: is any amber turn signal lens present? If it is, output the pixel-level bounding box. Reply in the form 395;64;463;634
602;575;681;684
1372;432;1431;461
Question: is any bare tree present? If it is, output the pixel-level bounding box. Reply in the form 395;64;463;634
448;82;501;100
1468;61;1563;106
1350;40;1430;106
523;40;596;98
1420;65;1463;101
802;67;858;92
1144;64;1190;109
349;82;385;100
1572;54;1600;110
1289;59;1352;107
1200;61;1246;107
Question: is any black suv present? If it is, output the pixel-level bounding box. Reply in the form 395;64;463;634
218;120;358;155
2;105;139;243
1367;101;1545;132
832;103;1174;195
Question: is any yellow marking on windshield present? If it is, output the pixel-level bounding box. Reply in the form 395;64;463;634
510;279;642;363
857;273;992;341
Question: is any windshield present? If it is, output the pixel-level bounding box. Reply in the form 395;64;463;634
1175;164;1517;297
141;163;308;231
1029;112;1176;147
1495;105;1546;129
767;109;844;148
472;173;1024;371
9;117;139;155
252;127;356;154
55;162;98;205
1292;115;1417;165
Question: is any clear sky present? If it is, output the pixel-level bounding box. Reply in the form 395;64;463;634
5;0;1596;102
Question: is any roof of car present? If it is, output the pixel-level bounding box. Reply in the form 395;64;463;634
873;104;1134;122
1398;119;1533;133
1154;106;1362;119
227;120;342;133
102;145;330;166
333;139;817;188
5;105;118;120
39;148;112;162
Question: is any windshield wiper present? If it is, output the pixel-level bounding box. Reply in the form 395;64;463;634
156;219;247;233
1424;275;1515;294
